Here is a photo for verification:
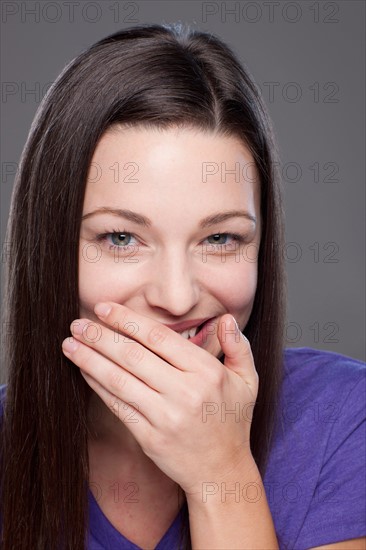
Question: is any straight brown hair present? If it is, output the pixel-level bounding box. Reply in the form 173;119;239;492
0;22;286;549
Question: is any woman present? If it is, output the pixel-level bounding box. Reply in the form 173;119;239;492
0;22;365;550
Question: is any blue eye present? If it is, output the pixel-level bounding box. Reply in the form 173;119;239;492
109;232;135;247
206;233;245;246
95;230;139;251
207;233;245;249
95;230;247;252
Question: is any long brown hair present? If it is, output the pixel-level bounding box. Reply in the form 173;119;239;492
0;22;286;549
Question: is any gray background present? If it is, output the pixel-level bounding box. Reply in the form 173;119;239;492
1;0;365;382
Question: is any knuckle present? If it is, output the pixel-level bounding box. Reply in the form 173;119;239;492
253;371;259;387
206;366;225;388
113;311;131;335
186;388;204;412
146;429;167;455
124;344;146;365
165;410;185;432
80;346;95;368
147;324;168;346
108;369;127;393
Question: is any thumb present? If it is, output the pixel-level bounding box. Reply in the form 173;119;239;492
218;315;258;386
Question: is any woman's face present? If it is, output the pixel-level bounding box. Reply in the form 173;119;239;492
78;126;261;359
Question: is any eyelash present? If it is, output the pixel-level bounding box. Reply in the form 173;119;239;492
95;228;248;252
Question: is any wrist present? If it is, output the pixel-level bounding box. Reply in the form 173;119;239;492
185;452;260;509
185;454;279;549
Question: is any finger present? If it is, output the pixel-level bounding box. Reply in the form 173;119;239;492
80;371;143;427
218;315;259;394
78;370;156;455
61;336;164;424
92;302;214;372
69;318;179;393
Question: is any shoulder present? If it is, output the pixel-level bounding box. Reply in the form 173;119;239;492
274;346;365;464
265;348;366;548
282;345;365;384
281;346;365;409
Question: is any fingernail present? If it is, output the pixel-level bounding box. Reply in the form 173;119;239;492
232;316;248;342
62;337;79;354
94;303;112;317
70;319;84;335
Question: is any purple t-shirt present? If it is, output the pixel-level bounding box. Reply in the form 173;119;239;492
1;347;365;549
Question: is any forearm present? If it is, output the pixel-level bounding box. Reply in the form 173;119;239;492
186;455;279;550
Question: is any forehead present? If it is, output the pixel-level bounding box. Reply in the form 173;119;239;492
83;126;260;224
89;125;256;174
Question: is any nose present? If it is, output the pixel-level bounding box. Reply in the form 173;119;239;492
143;252;200;317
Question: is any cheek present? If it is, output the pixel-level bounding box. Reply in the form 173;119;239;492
78;250;137;314
211;260;258;314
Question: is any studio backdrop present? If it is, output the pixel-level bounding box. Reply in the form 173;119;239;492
1;1;365;383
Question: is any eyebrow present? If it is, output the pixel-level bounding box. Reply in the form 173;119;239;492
81;207;256;228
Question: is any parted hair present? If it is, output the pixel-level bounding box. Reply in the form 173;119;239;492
0;22;286;549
